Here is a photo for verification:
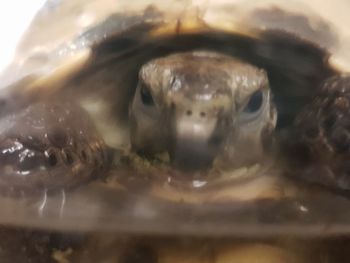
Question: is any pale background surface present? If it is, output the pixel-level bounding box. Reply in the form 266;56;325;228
0;0;45;71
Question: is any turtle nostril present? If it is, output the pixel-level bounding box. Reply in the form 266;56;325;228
186;110;192;116
200;111;206;117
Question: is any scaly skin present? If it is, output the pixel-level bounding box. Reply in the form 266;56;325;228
0;101;108;195
288;75;350;191
130;51;277;171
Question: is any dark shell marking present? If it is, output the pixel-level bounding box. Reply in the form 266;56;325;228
289;75;350;190
0;101;108;195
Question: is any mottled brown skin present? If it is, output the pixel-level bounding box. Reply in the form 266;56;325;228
130;51;277;171
0;101;108;195
288;75;350;191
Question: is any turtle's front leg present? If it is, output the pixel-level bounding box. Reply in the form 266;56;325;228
0;100;110;195
287;75;350;191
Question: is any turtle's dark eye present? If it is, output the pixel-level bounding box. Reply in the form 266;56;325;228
140;83;154;106
239;89;266;123
243;90;263;113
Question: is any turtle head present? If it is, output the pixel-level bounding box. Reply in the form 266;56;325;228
130;51;276;170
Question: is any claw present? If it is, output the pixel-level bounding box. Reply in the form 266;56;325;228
0;101;109;195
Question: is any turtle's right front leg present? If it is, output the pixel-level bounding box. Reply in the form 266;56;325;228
0;100;110;195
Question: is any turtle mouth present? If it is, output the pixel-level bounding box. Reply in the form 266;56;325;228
126;147;270;188
169;136;224;170
170;150;213;171
169;116;226;171
149;162;277;204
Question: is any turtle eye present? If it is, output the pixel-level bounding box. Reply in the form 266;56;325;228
243;90;263;113
140;83;154;106
239;89;266;122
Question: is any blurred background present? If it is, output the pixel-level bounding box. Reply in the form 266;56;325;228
0;0;45;71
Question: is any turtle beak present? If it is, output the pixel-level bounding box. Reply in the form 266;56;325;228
169;107;228;170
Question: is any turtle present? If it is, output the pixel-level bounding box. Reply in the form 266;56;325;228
1;0;350;262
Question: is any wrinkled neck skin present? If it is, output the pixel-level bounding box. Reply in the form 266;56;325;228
129;50;277;185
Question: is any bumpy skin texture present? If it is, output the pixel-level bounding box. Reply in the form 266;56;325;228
290;75;350;190
0;101;108;195
130;51;277;170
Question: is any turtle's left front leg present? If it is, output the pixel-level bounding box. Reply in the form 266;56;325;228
287;75;350;191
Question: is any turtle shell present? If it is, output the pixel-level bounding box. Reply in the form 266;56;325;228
0;0;350;238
